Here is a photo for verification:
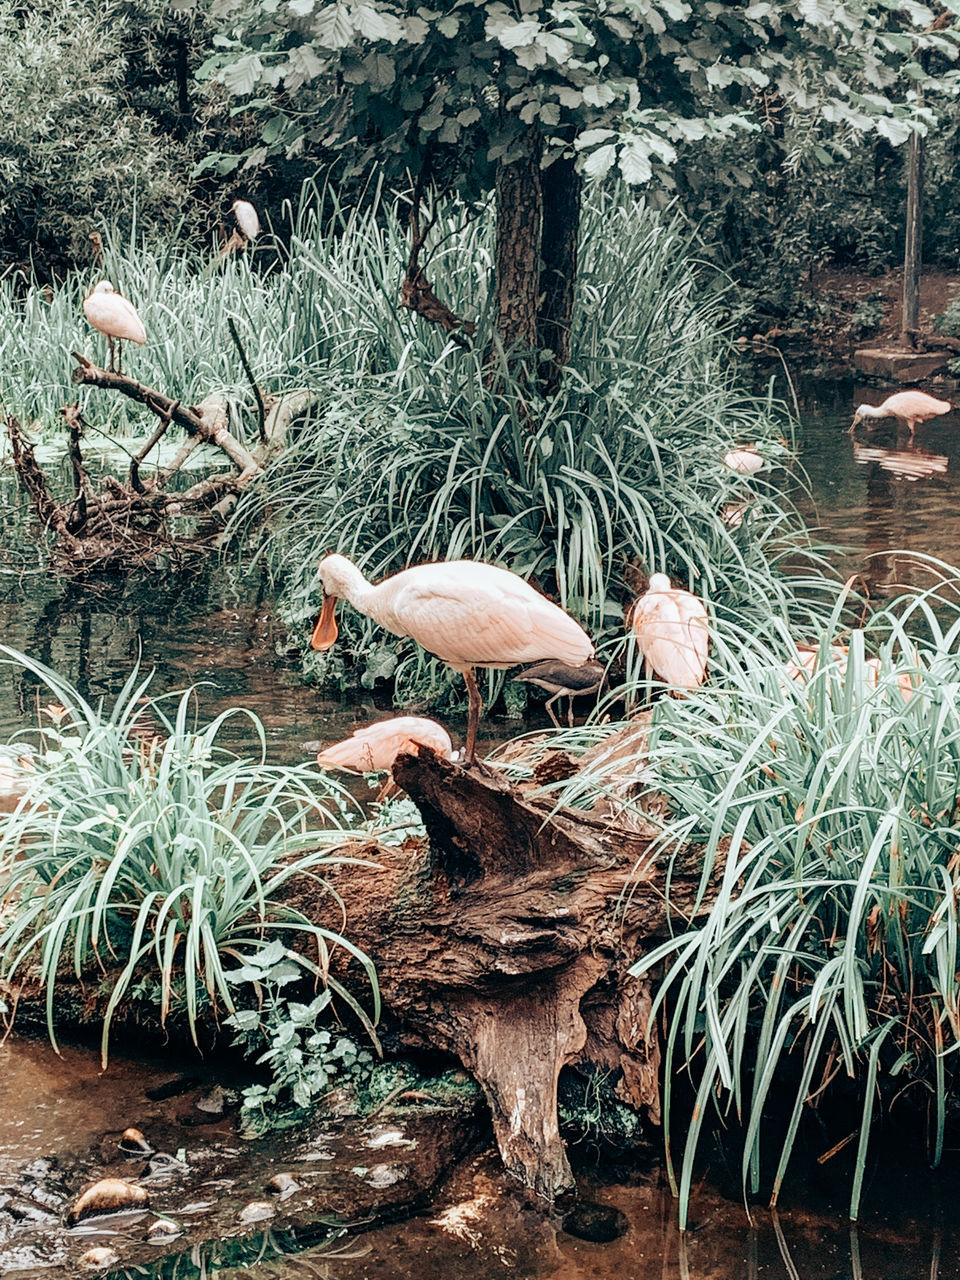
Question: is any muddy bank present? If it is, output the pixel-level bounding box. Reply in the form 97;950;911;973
0;1035;484;1278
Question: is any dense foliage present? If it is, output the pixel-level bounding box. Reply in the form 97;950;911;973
548;580;960;1223
0;649;379;1064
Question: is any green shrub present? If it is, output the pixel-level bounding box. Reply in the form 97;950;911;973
934;297;960;337
0;647;379;1064
229;187;832;703
0;0;194;272
583;580;960;1225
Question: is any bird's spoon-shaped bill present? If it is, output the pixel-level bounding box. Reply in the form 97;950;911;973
311;595;339;651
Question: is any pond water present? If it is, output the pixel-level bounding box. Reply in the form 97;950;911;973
3;377;960;1278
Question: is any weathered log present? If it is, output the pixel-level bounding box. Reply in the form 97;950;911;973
290;747;707;1203
71;354;261;478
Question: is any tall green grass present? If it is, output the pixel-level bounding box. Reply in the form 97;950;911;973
0;647;379;1064
223;188;834;701
550;577;960;1224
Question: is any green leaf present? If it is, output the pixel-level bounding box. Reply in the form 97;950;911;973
220;53;263;96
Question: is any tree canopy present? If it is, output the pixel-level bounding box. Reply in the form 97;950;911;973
202;0;960;191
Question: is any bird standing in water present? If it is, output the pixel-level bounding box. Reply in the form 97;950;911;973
849;390;951;436
82;281;146;373
310;555;595;763
631;574;709;690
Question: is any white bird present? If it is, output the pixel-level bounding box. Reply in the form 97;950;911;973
315;716;454;797
783;643;914;701
82;281;146;373
310;555;595;763
723;446;763;475
631;574;709;690
231;199;261;243
850;390;951;437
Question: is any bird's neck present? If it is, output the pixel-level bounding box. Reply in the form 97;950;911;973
860;405;886;419
336;564;383;618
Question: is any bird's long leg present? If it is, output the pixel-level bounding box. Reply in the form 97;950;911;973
107;335;116;372
543;691;563;729
463;667;483;764
117;339;124;375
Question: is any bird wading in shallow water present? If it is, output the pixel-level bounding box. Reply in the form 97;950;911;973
849;390;951;437
82;281;146;373
310;555;595;763
314;716;454;798
630;574;709;690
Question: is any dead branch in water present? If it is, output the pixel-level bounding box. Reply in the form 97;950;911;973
5;353;288;573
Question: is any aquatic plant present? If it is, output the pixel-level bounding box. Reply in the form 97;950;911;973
230;187;832;705
566;578;960;1225
0;646;379;1064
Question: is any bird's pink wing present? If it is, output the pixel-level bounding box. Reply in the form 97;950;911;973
634;592;708;688
387;572;593;668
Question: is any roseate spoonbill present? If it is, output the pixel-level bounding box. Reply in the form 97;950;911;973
631;574;709;690
310;555;595;763
315;716;454;798
723;446;763;474
82;281;146;373
783;643;915;701
231;199;261;243
850;390;951;436
513;658;605;727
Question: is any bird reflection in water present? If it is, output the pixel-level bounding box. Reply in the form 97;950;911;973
852;442;948;482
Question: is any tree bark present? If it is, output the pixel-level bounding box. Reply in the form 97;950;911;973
290;747;712;1203
901;127;924;344
495;129;543;352
536;155;582;396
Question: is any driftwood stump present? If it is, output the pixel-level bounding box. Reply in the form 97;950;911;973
293;748;706;1202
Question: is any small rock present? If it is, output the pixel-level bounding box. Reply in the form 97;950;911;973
238;1200;275;1225
118;1127;154;1157
146;1217;182;1243
78;1246;120;1269
141;1153;189;1184
365;1126;413;1150
296;1148;335;1162
67;1178;149;1225
364;1163;405;1189
178;1201;215;1215
561;1200;629;1244
265;1173;300;1198
196;1085;236;1115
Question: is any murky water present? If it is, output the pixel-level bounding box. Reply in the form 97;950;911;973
3;380;960;1278
791;376;960;589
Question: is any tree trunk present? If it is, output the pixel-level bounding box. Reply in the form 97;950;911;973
288;744;713;1202
901;127;924;344
536;155;582;396
495;129;543;351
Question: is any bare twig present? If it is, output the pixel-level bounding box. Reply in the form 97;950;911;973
400;160;476;348
226;318;267;445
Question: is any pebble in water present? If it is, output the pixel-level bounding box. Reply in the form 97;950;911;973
238;1200;276;1225
118;1127;154;1157
265;1172;301;1198
560;1200;629;1244
78;1246;121;1269
146;1218;182;1243
67;1179;149;1225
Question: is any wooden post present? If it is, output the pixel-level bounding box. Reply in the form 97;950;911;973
901;126;925;345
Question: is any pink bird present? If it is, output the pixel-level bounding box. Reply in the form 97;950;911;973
82;281;146;373
723;446;763;474
631;573;709;690
850;390;951;437
316;716;454;778
782;643;914;701
310;555;595;763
